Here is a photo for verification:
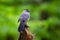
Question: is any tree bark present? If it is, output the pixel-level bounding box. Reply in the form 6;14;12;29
18;27;34;40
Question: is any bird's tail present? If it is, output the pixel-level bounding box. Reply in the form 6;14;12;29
18;21;25;32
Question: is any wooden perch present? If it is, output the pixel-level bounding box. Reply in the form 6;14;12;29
18;27;34;40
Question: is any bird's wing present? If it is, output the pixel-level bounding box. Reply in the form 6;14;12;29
18;11;30;22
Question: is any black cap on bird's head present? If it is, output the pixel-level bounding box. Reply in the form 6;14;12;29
24;9;30;12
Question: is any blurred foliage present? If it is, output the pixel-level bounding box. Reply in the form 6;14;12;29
0;0;60;40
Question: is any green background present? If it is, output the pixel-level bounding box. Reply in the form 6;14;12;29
0;0;60;40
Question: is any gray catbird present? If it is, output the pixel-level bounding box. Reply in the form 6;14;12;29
18;9;30;32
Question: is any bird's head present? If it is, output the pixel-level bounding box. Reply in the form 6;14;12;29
24;9;30;12
22;9;30;14
25;9;30;12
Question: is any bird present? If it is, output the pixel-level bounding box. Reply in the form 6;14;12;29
18;9;30;33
